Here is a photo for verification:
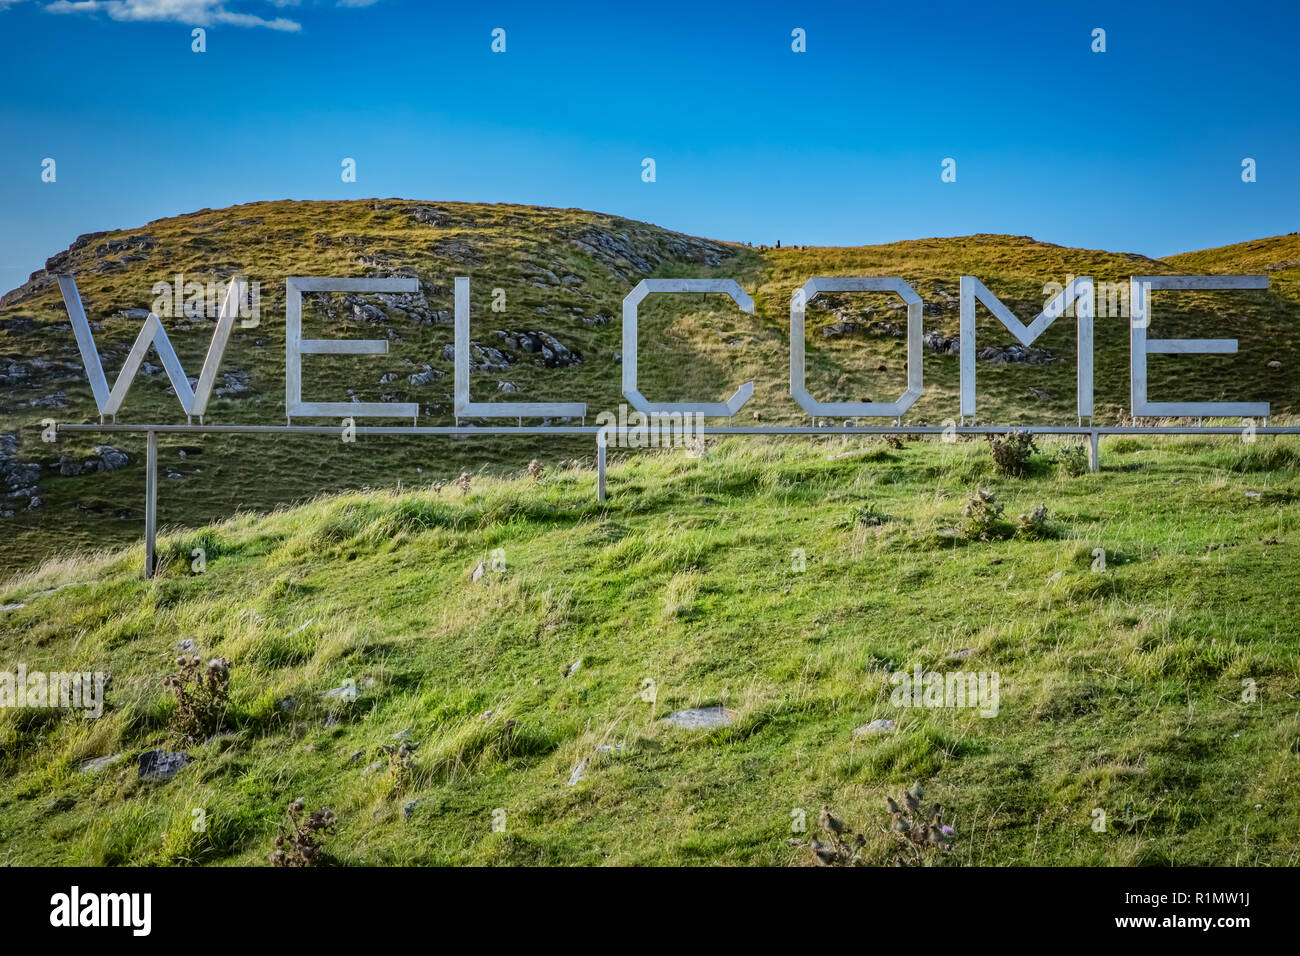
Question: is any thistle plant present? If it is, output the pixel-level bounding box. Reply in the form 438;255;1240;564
963;489;1007;540
886;783;954;866
791;804;866;866
163;654;231;745
1055;443;1089;477
1015;503;1052;540
380;741;415;791
988;431;1038;477
812;804;866;866
270;798;337;867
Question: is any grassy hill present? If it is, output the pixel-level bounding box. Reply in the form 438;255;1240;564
1;200;1298;573
1;435;1298;865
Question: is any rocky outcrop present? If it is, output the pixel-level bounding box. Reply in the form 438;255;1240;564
137;750;189;782
430;237;480;265
336;287;450;326
925;331;960;354
491;330;582;368
978;344;1054;364
56;445;129;478
441;342;514;372
215;369;251;397
407;365;443;386
2;231;156;308
404;204;449;227
821;320;865;337
0;357;81;386
0;433;41;517
565;222;734;281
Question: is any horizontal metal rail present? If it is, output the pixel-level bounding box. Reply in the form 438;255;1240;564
52;423;1300;436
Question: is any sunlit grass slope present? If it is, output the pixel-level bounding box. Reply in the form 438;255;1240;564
1;435;1297;865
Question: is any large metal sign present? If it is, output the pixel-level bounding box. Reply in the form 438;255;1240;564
45;268;1296;576
55;270;1281;426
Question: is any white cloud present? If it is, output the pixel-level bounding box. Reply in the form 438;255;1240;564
42;1;305;32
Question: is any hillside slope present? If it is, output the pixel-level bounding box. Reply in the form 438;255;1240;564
1;436;1298;865
1;200;1297;572
1164;232;1300;298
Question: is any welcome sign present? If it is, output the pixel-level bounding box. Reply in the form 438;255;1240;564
53;269;1276;428
43;263;1296;579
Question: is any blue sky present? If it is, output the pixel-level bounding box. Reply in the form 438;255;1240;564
1;0;1297;292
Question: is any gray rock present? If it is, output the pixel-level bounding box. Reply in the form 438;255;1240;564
403;799;424;819
408;365;442;386
405;204;447;226
564;225;731;282
491;330;582;368
137;750;190;781
321;682;359;703
95;235;156;258
924;330;960;354
431;238;479;264
337;286;438;326
567;759;589;786
91;445;129;471
28;580;95;600
0;434;41;497
661;705;733;729
853;718;895;736
497;381;521;394
978;344;1053;365
7;391;68;411
441;342;514;372
0;357;81;386
214;369;250;397
80;753;124;773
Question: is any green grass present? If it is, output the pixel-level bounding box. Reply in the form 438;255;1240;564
2;201;1298;574
1;434;1298;866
